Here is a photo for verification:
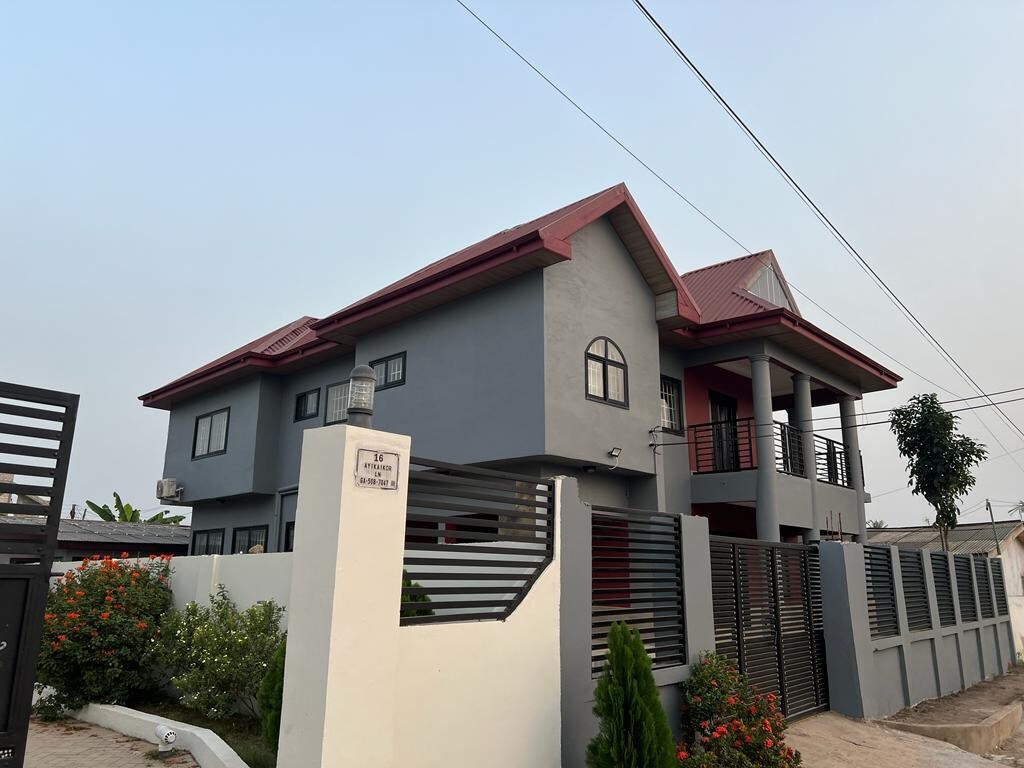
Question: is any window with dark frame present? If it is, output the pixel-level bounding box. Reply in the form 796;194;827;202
192;408;229;459
324;380;350;424
294;388;320;421
284;521;296;553
585;337;628;407
232;525;269;554
660;376;682;432
369;352;406;390
192;529;224;556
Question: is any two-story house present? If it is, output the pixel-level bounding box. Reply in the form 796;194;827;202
140;184;899;555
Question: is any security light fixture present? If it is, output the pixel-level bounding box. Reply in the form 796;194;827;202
346;364;376;428
608;447;622;459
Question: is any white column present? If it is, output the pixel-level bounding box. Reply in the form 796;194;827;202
793;373;820;542
751;354;780;542
840;396;866;542
277;424;411;768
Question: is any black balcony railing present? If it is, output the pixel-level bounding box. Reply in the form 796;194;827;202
814;434;849;486
774;422;805;477
690;418;755;473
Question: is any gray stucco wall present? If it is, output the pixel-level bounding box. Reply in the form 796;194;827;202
354;271;546;464
543;219;663;477
189;494;277;556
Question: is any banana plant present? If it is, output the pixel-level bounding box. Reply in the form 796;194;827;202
85;492;185;525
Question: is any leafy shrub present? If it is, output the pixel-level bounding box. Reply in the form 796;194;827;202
677;652;801;767
587;622;676;768
257;636;286;750
34;554;174;718
159;586;285;720
401;572;433;617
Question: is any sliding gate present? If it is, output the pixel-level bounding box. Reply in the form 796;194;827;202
709;536;828;719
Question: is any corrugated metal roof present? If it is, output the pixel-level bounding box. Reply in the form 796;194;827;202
866;520;1023;554
2;517;191;546
680;250;799;324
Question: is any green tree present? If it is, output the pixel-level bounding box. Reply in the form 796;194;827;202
86;492;185;525
867;519;888;529
586;622;676;768
889;393;987;550
257;636;287;751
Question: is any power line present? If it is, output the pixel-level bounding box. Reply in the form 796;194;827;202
808;385;1024;424
631;0;1024;450
872;444;1024;499
453;0;1022;471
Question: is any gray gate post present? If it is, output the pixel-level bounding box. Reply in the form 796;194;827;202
819;542;876;718
680;515;716;663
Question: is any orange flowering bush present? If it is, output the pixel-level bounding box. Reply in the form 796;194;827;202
677;653;801;768
35;554;174;719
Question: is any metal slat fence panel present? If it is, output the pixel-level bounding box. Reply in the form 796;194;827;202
864;545;899;639
955;555;979;623
930;552;957;628
899;549;932;632
992;559;1009;616
591;505;685;676
0;382;79;768
974;555;995;619
708;537;828;719
398;458;554;626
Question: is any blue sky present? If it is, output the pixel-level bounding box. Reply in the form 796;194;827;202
2;1;1021;526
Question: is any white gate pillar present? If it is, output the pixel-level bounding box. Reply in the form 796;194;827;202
277;425;411;768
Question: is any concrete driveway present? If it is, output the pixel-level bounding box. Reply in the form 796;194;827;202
787;712;998;767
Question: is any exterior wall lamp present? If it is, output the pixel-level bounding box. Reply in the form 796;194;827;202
608;447;622;459
346;364;376;428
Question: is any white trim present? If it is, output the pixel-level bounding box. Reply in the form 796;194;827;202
74;703;249;768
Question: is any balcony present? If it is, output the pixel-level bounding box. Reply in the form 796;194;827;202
689;419;851;487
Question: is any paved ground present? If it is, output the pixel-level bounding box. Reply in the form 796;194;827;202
787;712;999;767
26;719;198;768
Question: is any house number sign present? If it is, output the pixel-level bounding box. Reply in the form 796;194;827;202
354;449;400;490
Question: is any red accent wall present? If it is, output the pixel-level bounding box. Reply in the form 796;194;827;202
683;365;755;426
691;503;757;538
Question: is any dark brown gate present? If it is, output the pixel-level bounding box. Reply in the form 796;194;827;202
709;536;828;719
0;382;78;768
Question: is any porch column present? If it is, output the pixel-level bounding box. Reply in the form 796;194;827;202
793;373;820;542
751;354;779;542
840;395;866;542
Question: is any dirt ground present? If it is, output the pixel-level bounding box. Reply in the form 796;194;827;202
887;667;1024;726
787;712;999;767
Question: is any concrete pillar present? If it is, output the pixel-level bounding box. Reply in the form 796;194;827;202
793;373;819;542
840;396;867;542
680;514;717;661
277;424;411;768
751;354;779;542
819;542;877;718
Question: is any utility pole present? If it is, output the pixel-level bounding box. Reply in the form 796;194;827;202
986;499;1002;555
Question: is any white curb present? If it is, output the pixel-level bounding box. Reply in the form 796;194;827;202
74;703;251;768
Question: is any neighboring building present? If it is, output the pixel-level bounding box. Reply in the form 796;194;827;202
0;519;190;564
141;183;900;555
867;519;1024;651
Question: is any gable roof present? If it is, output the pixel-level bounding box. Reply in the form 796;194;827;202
681;250;799;324
311;183;701;341
866;520;1024;555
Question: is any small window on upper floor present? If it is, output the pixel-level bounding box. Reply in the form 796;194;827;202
585;338;628;407
660;376;682;432
294;388;320;422
370;352;406;390
232;525;269;555
192;528;224;556
324;380;351;425
193;408;229;459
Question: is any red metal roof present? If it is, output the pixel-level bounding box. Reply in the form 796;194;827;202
680;250;798;324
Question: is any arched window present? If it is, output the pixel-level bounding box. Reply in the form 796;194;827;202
585;337;628;407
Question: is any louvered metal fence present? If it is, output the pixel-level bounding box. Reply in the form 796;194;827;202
709;537;828;719
590;505;685;676
930;552;957;628
0;382;79;768
864;545;899;639
954;555;979;623
398;458;554;626
899;549;932;632
974;555;995;619
992;559;1009;616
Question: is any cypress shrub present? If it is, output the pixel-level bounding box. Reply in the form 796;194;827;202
586;622;676;768
257;635;287;751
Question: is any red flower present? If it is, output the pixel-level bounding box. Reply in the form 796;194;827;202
57;634;66;642
66;612;79;620
136;621;147;630
99;612;110;620
105;595;114;602
120;551;130;559
765;738;774;749
44;613;56;622
74;590;85;597
699;720;709;729
676;750;688;760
